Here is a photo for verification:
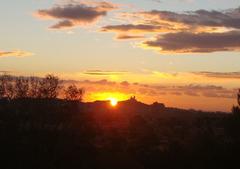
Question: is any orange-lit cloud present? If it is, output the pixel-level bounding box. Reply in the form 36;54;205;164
115;34;145;40
35;0;118;29
101;24;175;33
0;50;33;58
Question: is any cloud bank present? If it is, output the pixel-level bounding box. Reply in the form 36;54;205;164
101;6;240;53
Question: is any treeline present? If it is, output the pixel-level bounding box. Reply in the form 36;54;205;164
0;74;84;101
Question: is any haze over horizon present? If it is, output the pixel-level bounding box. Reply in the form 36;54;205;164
1;0;240;112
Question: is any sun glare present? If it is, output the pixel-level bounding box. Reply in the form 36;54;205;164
109;98;118;107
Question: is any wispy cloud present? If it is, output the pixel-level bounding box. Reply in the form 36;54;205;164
101;24;174;33
0;50;33;58
84;70;128;76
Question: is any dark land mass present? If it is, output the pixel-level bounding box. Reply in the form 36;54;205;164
0;97;240;169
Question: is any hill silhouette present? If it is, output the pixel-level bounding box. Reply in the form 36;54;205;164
1;74;240;169
1;96;240;169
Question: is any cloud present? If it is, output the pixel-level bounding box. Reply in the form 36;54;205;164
50;20;74;29
142;31;240;53
115;34;145;40
193;71;240;79
35;1;118;29
84;70;128;76
0;50;33;58
101;24;174;33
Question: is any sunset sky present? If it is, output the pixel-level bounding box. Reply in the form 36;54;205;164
1;0;240;111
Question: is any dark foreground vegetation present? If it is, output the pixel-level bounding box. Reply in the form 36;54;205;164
1;74;240;169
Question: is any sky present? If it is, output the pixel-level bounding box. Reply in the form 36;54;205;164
1;0;240;112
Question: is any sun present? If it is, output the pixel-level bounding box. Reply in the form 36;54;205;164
109;98;118;107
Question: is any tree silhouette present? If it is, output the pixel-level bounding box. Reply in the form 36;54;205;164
38;74;61;99
232;89;240;115
238;89;240;106
64;84;84;101
5;81;14;100
15;77;29;98
28;77;41;98
0;75;6;98
0;74;14;99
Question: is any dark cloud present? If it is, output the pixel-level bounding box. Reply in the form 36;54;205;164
36;1;117;29
50;20;74;29
141;7;240;29
143;31;240;53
